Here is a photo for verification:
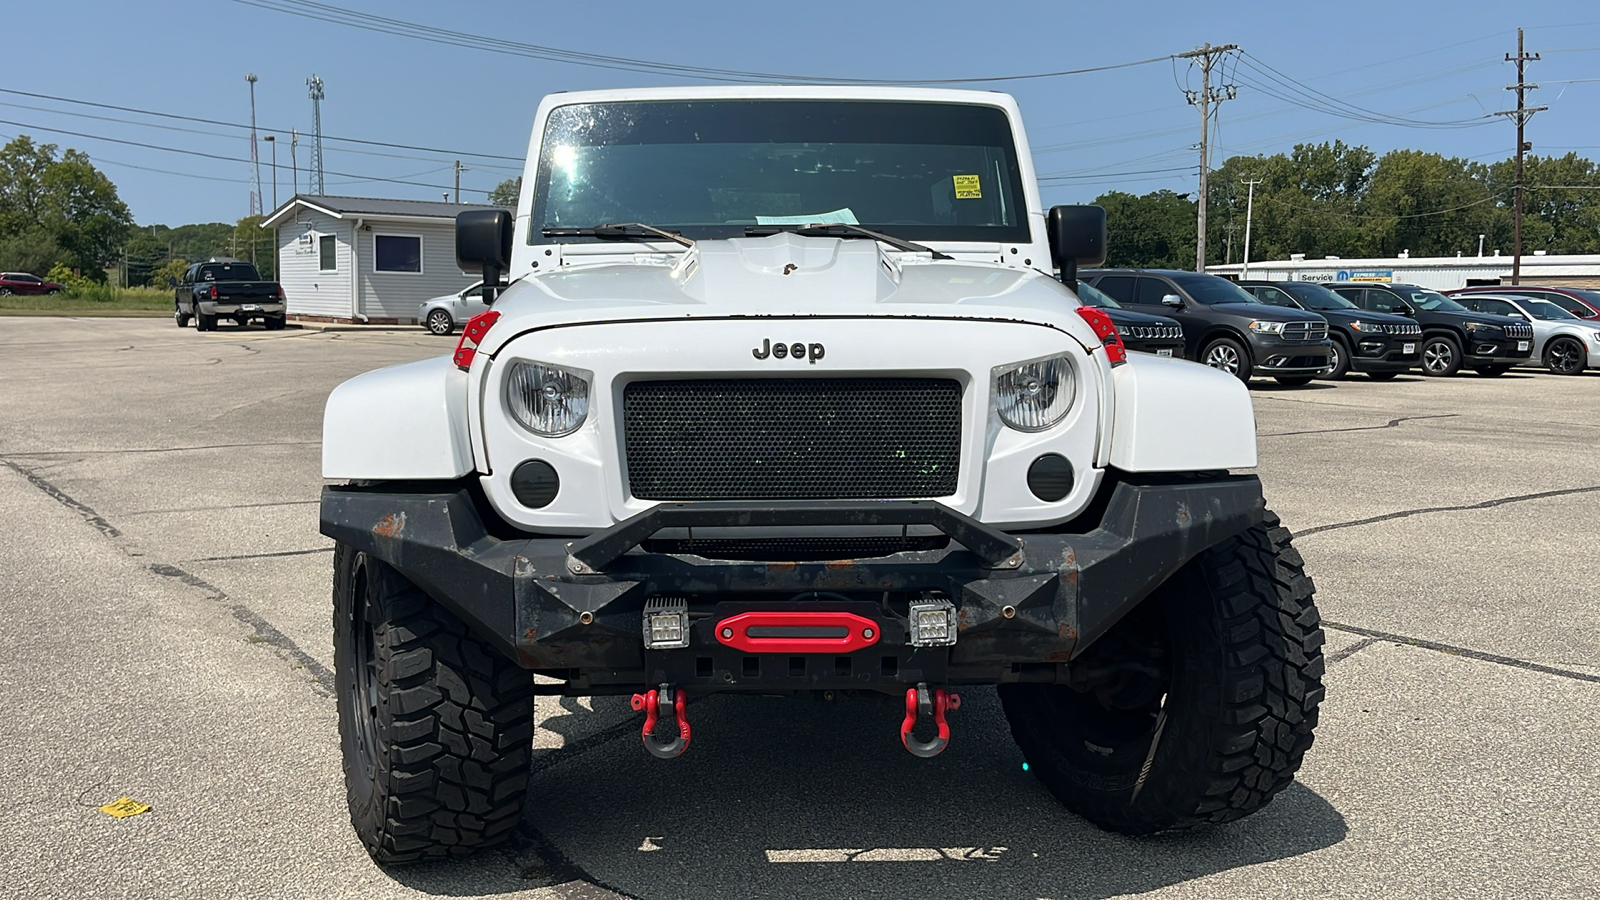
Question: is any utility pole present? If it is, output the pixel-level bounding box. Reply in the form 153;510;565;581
1240;176;1262;279
263;135;278;211
1493;29;1545;285
1175;43;1238;273
454;160;469;203
290;129;299;196
307;75;326;195
246;74;262;216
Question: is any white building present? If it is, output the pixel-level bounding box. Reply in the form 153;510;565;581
262;195;497;324
1210;252;1600;291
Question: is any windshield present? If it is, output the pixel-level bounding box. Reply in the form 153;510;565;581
1073;281;1121;309
1400;288;1466;312
197;263;261;281
1522;299;1579;320
532;100;1030;244
1285;282;1358;310
1171;273;1262;305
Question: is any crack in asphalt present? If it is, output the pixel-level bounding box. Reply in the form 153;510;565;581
188;547;333;562
1260;413;1458;438
0;440;320;457
123;499;321;517
2;458;334;696
1297;484;1600;537
1324;637;1379;665
1323;621;1600;684
1;459;121;538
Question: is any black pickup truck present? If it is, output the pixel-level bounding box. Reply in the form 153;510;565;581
174;258;286;331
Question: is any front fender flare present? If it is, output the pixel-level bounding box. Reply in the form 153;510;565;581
322;355;475;480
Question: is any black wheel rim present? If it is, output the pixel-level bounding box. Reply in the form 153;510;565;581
1550;340;1581;374
349;567;381;785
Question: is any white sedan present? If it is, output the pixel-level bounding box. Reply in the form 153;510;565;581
417;281;489;336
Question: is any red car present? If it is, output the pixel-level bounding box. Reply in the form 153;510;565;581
1447;284;1600;320
0;272;66;295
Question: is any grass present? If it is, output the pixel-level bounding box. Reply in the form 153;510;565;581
0;285;172;316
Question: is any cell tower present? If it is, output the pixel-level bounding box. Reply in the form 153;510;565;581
246;74;262;215
306;74;326;195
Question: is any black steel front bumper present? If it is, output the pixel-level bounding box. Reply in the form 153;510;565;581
320;474;1265;693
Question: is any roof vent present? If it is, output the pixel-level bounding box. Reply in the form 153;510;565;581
1289;253;1306;262
1533;250;1547;256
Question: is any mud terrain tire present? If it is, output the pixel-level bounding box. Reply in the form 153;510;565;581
333;545;533;864
1000;510;1324;834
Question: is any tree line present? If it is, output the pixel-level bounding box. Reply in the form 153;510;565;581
0;135;273;287
1095;141;1600;270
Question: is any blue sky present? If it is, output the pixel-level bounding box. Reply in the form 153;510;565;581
7;0;1599;225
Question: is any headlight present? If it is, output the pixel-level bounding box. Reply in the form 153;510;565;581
1249;320;1285;334
505;361;590;437
995;355;1075;432
1464;322;1502;334
1114;325;1130;337
1350;320;1382;332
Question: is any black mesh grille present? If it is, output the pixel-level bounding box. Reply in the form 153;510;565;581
623;378;962;500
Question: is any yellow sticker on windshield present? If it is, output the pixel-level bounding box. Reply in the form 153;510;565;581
953;174;982;199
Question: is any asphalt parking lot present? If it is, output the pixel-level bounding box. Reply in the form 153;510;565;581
1;316;1596;899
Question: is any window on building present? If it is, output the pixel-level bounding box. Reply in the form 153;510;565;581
374;235;422;273
319;234;337;272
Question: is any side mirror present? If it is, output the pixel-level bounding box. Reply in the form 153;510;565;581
1161;294;1184;308
456;209;514;301
1046;205;1107;289
1506;312;1526;320
165;276;177;287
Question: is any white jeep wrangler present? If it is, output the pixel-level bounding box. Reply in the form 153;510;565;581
320;86;1324;864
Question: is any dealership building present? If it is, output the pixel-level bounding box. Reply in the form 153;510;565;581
1209;252;1600;291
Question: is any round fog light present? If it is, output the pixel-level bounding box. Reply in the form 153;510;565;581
1027;454;1074;502
510;460;560;508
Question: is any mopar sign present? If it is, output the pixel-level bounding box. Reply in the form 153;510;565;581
1337;269;1393;282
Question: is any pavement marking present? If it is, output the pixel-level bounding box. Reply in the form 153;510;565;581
1298;484;1600;537
98;798;152;819
765;847;1007;863
1260;413;1458;438
1325;621;1600;684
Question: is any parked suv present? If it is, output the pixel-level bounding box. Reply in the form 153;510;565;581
1083;268;1332;385
0;272;66;295
1069;279;1187;358
1451;293;1600;375
1447;284;1600;320
1237;280;1420;380
1326;282;1533;377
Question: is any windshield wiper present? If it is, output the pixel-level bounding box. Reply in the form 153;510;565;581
744;223;953;260
541;222;694;248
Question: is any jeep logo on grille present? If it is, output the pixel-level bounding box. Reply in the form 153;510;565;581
752;338;825;364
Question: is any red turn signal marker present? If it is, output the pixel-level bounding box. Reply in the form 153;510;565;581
1074;306;1128;366
453;309;501;371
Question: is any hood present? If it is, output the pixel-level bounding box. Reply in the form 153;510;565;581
1100;307;1180;326
478;233;1096;355
1446;311;1524;327
1211;302;1325;323
1313;308;1412;324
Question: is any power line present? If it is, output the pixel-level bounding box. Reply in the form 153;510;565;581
0;86;523;161
1175;42;1238;273
233;0;1173;85
0;118;468;193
